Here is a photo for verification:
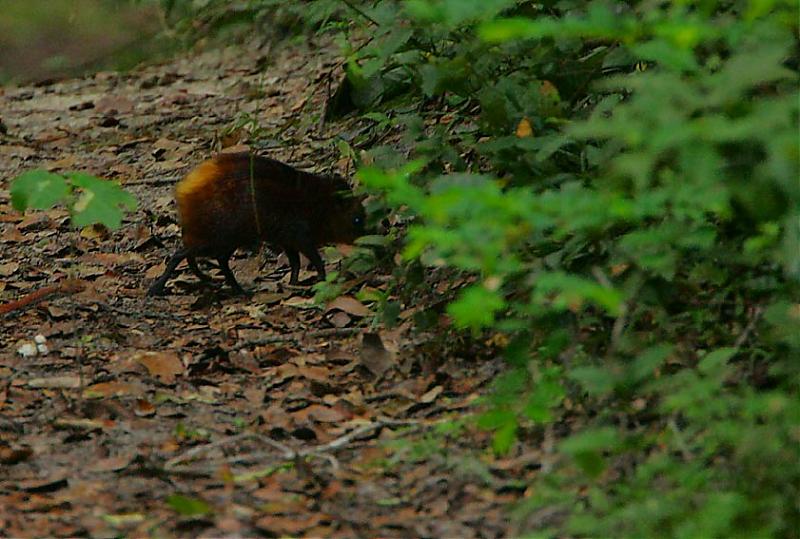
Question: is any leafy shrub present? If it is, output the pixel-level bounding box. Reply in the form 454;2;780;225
11;169;136;229
347;0;799;536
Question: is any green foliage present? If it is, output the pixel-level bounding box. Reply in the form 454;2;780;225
152;0;800;535
155;0;349;45
11;169;136;230
166;494;212;516
345;0;800;536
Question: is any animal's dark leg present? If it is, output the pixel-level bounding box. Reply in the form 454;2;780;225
187;255;213;282
148;248;191;296
216;254;246;295
300;247;326;283
279;222;323;285
285;249;301;285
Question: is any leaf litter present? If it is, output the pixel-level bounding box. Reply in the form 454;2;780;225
0;36;536;538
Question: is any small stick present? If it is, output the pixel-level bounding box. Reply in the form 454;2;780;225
0;279;85;316
733;305;763;350
124;177;181;186
164;419;423;474
232;327;361;349
164;432;252;469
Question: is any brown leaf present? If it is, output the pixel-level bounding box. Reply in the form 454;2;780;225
135;351;184;384
134;398;156;417
359;332;395;378
0;445;33;465
539;79;560;98
27;376;82;389
95;95;134;114
255;514;321;535
53;417;113;430
329;311;351;328
46;305;68;319
45;155;78;171
515;117;533;138
220;143;250;154
419;385;443;403
326;295;369;317
0;262;19;277
83;382;139;398
304;404;348;423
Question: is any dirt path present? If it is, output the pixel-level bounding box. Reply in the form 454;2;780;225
0;39;529;538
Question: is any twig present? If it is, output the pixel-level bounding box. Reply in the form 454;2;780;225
298;422;385;456
232;327;362;350
364;390;405;403
164;432;252;469
733;305;763;350
667;417;692;461
124;177;181;186
163;419;423;474
95;301;183;321
255;434;295;459
0;279;85;316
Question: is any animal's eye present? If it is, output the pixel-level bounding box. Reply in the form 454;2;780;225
353;216;363;226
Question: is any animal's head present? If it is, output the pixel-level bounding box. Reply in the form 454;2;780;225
326;176;366;244
331;192;367;244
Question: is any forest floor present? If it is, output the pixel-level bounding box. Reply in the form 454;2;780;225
0;38;541;538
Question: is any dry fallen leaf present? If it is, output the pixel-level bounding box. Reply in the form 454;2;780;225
95;95;134;114
516;117;533;138
134;398;156;417
420;385;444;403
329;311;351;328
303;403;348;423
83;382;139;399
359;332;395;378
27;376;82;389
326;295;369;317
0;445;33;465
134;351;184;384
0;262;19;277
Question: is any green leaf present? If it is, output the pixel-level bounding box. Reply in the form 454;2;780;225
447;284;506;331
560;427;619;478
630;344;673;383
698;347;737;376
533;272;624;316
632;39;698;71
477;407;516;430
67;172;137;229
572;450;607;478
10;170;71;211
569;366;617;397
524;378;565;422
492;418;517;455
478;408;519;454
166;494;211;516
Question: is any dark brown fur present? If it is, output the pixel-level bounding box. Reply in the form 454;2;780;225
148;152;364;295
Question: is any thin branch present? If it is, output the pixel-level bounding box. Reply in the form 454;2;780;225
164;432;252;469
162;419;423;474
231;327;362;350
299;422;385;456
124;175;182;186
0;279;85;316
733;305;763;350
